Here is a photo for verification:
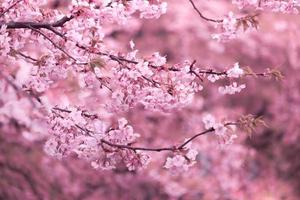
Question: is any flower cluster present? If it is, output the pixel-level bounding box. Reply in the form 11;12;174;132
101;0;167;24
202;114;226;136
207;74;223;82
218;82;246;95
164;143;198;172
232;0;259;9
202;114;240;153
227;62;244;78
92;117;151;170
45;107;150;170
212;12;238;41
110;59;203;111
263;0;300;13
138;1;168;19
202;113;237;141
232;0;300;13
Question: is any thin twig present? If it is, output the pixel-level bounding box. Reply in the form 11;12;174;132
27;25;76;61
90;122;235;152
51;105;238;153
11;48;38;62
188;0;260;23
189;60;203;81
101;123;236;152
188;0;223;23
101;139;177;152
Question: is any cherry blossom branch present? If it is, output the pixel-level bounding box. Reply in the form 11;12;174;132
52;107;98;119
1;14;275;85
188;0;260;23
51;106;267;156
189;60;203;81
52;107;237;153
100;139;178;152
84;122;236;152
2;15;269;80
1;15;90;64
197;69;278;78
101;130;216;152
101;115;265;155
1;15;74;36
77;44;277;80
91;50;280;80
179;122;238;149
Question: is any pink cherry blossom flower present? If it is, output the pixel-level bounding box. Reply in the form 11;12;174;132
218;82;246;95
227;62;244;78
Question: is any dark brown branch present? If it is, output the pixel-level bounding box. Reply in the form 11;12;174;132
1;15;73;31
51;15;74;27
198;69;226;75
177;128;214;149
101;128;212;152
189;60;203;81
101;139;178;152
1;15;74;41
0;14;80;62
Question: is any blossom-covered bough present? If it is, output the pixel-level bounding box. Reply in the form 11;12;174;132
1;0;297;199
0;0;283;168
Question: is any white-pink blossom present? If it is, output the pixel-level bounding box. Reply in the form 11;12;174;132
207;74;221;82
214;123;227;137
227;63;244;78
218;82;246;95
202;113;216;129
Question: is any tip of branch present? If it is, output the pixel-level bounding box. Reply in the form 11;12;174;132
237;114;268;137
